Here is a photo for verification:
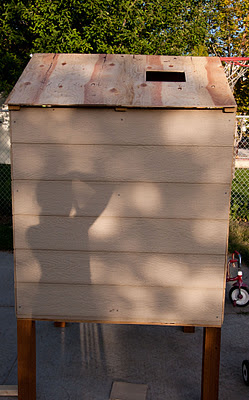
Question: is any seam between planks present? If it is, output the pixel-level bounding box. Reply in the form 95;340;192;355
14;248;226;256
11;142;234;148
13;179;231;185
16;282;224;289
12;178;232;185
13;214;228;221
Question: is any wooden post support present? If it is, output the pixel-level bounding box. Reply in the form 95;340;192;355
183;326;195;333
54;322;66;328
201;327;221;400
17;320;36;400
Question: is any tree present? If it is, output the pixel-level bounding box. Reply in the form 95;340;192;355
234;77;249;114
208;0;249;58
0;0;210;95
2;0;249;112
207;0;249;112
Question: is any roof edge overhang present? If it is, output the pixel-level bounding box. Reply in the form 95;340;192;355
5;53;237;109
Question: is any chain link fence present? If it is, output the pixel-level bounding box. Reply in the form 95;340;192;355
0;103;11;225
231;116;249;222
0;106;248;225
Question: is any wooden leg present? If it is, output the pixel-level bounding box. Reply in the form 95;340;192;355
54;322;66;328
183;326;195;333
201;327;221;400
17;319;36;400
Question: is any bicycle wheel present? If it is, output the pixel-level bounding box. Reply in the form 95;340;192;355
229;286;249;307
242;360;249;386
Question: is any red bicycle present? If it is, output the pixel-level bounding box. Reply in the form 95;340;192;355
226;251;249;307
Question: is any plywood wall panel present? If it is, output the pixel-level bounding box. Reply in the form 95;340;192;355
14;215;228;255
15;250;226;289
16;283;223;326
12;144;233;184
13;181;231;219
11;108;235;147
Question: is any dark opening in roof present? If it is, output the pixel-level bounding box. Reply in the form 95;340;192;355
146;71;186;82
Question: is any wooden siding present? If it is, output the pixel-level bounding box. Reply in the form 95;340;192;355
15;250;225;289
13;181;231;219
14;215;228;254
11;107;235;326
12;144;233;183
16;283;224;326
11;108;235;146
6;54;236;108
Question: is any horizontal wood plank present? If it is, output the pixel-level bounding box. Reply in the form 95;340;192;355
14;215;228;254
11;108;235;146
16;283;224;326
12;144;234;184
0;385;18;396
15;250;226;289
13;181;231;219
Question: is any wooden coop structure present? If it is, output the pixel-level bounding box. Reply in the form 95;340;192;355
6;54;236;399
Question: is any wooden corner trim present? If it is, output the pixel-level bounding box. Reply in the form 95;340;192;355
8;105;21;111
223;107;236;113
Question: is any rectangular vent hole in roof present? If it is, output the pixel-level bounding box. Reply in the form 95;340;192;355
146;71;186;82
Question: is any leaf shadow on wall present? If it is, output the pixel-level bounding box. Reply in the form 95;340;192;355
16;105;230;397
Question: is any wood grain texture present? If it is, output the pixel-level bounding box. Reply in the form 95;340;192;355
16;283;224;326
0;386;18;396
11;108;236;146
6;54;236;108
13;181;231;219
8;105;20;111
15;250;226;289
14;215;228;254
12;144;234;184
183;326;195;333
201;327;221;400
54;322;66;328
17;319;36;400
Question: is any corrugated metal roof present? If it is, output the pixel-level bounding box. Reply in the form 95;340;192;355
6;53;236;108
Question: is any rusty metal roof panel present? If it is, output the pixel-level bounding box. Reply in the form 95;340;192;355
6;53;236;108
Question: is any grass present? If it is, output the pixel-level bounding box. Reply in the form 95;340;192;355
228;220;249;265
229;169;249;265
230;169;249;222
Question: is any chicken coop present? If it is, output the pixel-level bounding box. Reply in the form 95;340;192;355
7;53;236;327
6;53;236;400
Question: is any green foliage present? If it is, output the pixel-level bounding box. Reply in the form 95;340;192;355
234;74;249;114
208;0;249;57
1;0;249;110
0;0;210;95
0;1;31;94
207;0;249;112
